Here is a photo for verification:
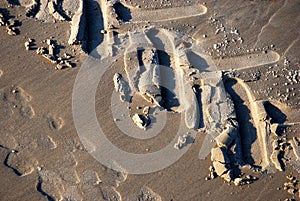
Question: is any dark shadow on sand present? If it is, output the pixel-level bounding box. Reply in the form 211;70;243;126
3;152;22;176
7;0;20;5
36;178;55;201
156;50;179;110
113;2;132;23
264;102;287;124
194;86;204;129
186;51;209;72
55;0;71;21
85;0;104;54
224;78;257;165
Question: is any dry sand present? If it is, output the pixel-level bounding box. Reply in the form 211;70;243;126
0;0;300;200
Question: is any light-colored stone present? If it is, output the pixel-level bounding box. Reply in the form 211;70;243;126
143;106;150;115
48;44;55;55
68;0;85;45
290;137;300;159
233;177;244;186
138;49;162;107
201;85;212;105
270;123;280;135
211;147;230;164
270;149;283;171
48;1;56;14
64;61;73;68
219;99;236;122
174;134;189;150
36;47;47;55
132;113;150;130
113;73;131;102
24;41;30;50
201;71;223;87
221;169;233;182
212;161;229;176
6;27;16;36
42;54;57;64
215;123;237;148
46;39;53;45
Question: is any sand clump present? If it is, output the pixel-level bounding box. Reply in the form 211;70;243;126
138;186;162;201
24;37;75;69
282;175;299;200
174;134;188;150
123;31;163;108
137;48;163;107
24;38;34;50
0;11;19;36
9;0;84;50
199;71;244;183
132;113;151;130
113;29;202;131
113;73;132;102
201;73;297;184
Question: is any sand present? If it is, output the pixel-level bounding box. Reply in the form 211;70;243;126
0;0;300;200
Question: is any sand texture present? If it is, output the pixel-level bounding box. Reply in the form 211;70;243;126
0;0;300;200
